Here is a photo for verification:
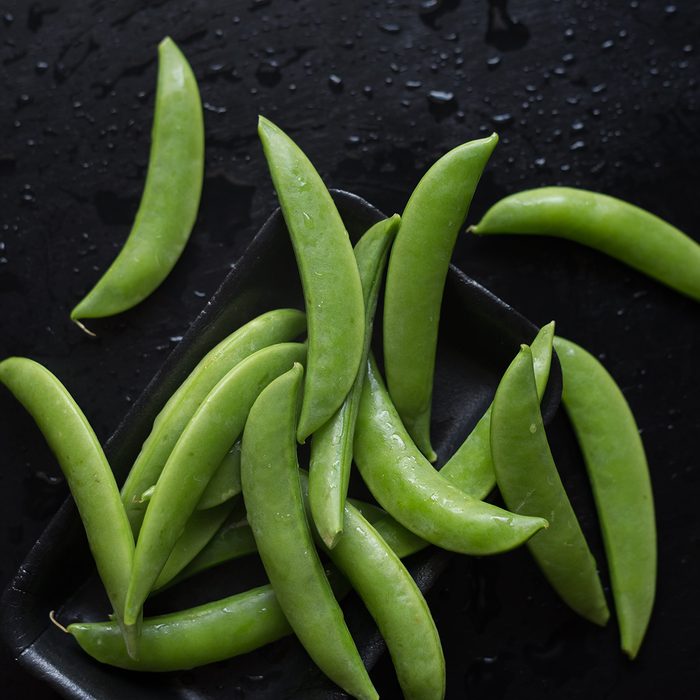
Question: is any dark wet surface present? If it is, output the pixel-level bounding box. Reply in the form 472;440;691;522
0;0;698;697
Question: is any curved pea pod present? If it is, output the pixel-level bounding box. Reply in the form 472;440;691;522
554;335;656;658
0;358;137;654
440;321;555;499
491;345;610;626
258;116;365;443
383;134;498;461
68;585;293;672
70;38;204;323
123;341;307;629
470;186;700;302
312;487;445;700
354;355;547;555
309;214;400;548
241;364;378;700
121;308;305;533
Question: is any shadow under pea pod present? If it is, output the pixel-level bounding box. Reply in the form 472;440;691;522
0;190;561;700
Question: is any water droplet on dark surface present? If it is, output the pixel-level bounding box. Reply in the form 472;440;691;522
378;22;401;34
486;55;502;69
405;79;422;90
492;112;513;125
328;74;343;92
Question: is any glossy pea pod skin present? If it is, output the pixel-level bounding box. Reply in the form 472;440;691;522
309;214;400;548
470;186;700;302
0;358;137;652
490;345;610;627
123;341;307;629
554;336;656;658
241;364;378;700
354;356;548;555
440;321;555;499
68;585;293;672
70;38;204;322
120;308;305;533
310;486;445;700
383;134;499;461
258;116;365;443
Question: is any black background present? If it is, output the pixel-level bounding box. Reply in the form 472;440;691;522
1;0;698;697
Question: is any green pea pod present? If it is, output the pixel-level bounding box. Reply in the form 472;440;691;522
554;336;656;658
440;321;555;499
121;308;305;533
70;38;204;323
309;482;445;700
151;499;236;592
258;116;365;443
69;585;294;672
123;342;307;629
383;134;498;461
309;214;400;548
0;358;137;654
490;345;610;626
241;364;378;700
354;355;547;555
470;186;700;302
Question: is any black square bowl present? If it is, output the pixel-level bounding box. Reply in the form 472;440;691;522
1;190;561;699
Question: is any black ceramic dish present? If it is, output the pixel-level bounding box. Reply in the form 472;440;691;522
0;190;561;699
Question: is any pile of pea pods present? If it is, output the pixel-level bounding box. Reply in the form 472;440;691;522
3;37;699;700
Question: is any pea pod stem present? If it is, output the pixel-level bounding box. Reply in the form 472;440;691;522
554;335;656;658
241;364;378;700
258;116;366;443
309;214;400;549
70;37;204;322
470;186;700;302
490;345;610;626
383;134;498;460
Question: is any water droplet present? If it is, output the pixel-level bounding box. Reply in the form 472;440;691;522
35;61;49;74
427;89;454;104
486;55;502;69
601;39;615;50
665;4;677;15
379;22;401;34
570;140;585;151
492;112;513;125
328;74;343;92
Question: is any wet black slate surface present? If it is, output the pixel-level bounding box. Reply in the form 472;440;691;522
1;0;698;697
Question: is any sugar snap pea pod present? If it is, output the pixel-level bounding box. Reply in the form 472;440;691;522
241;364;378;700
0;357;137;653
151;499;236;591
306;477;445;700
470;187;700;302
554;336;656;658
383;134;499;461
123;342;307;628
68;585;294;672
310;214;400;548
258;116;365;443
440;321;555;500
70;38;204;324
121;308;305;533
491;345;610;626
354;356;547;555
